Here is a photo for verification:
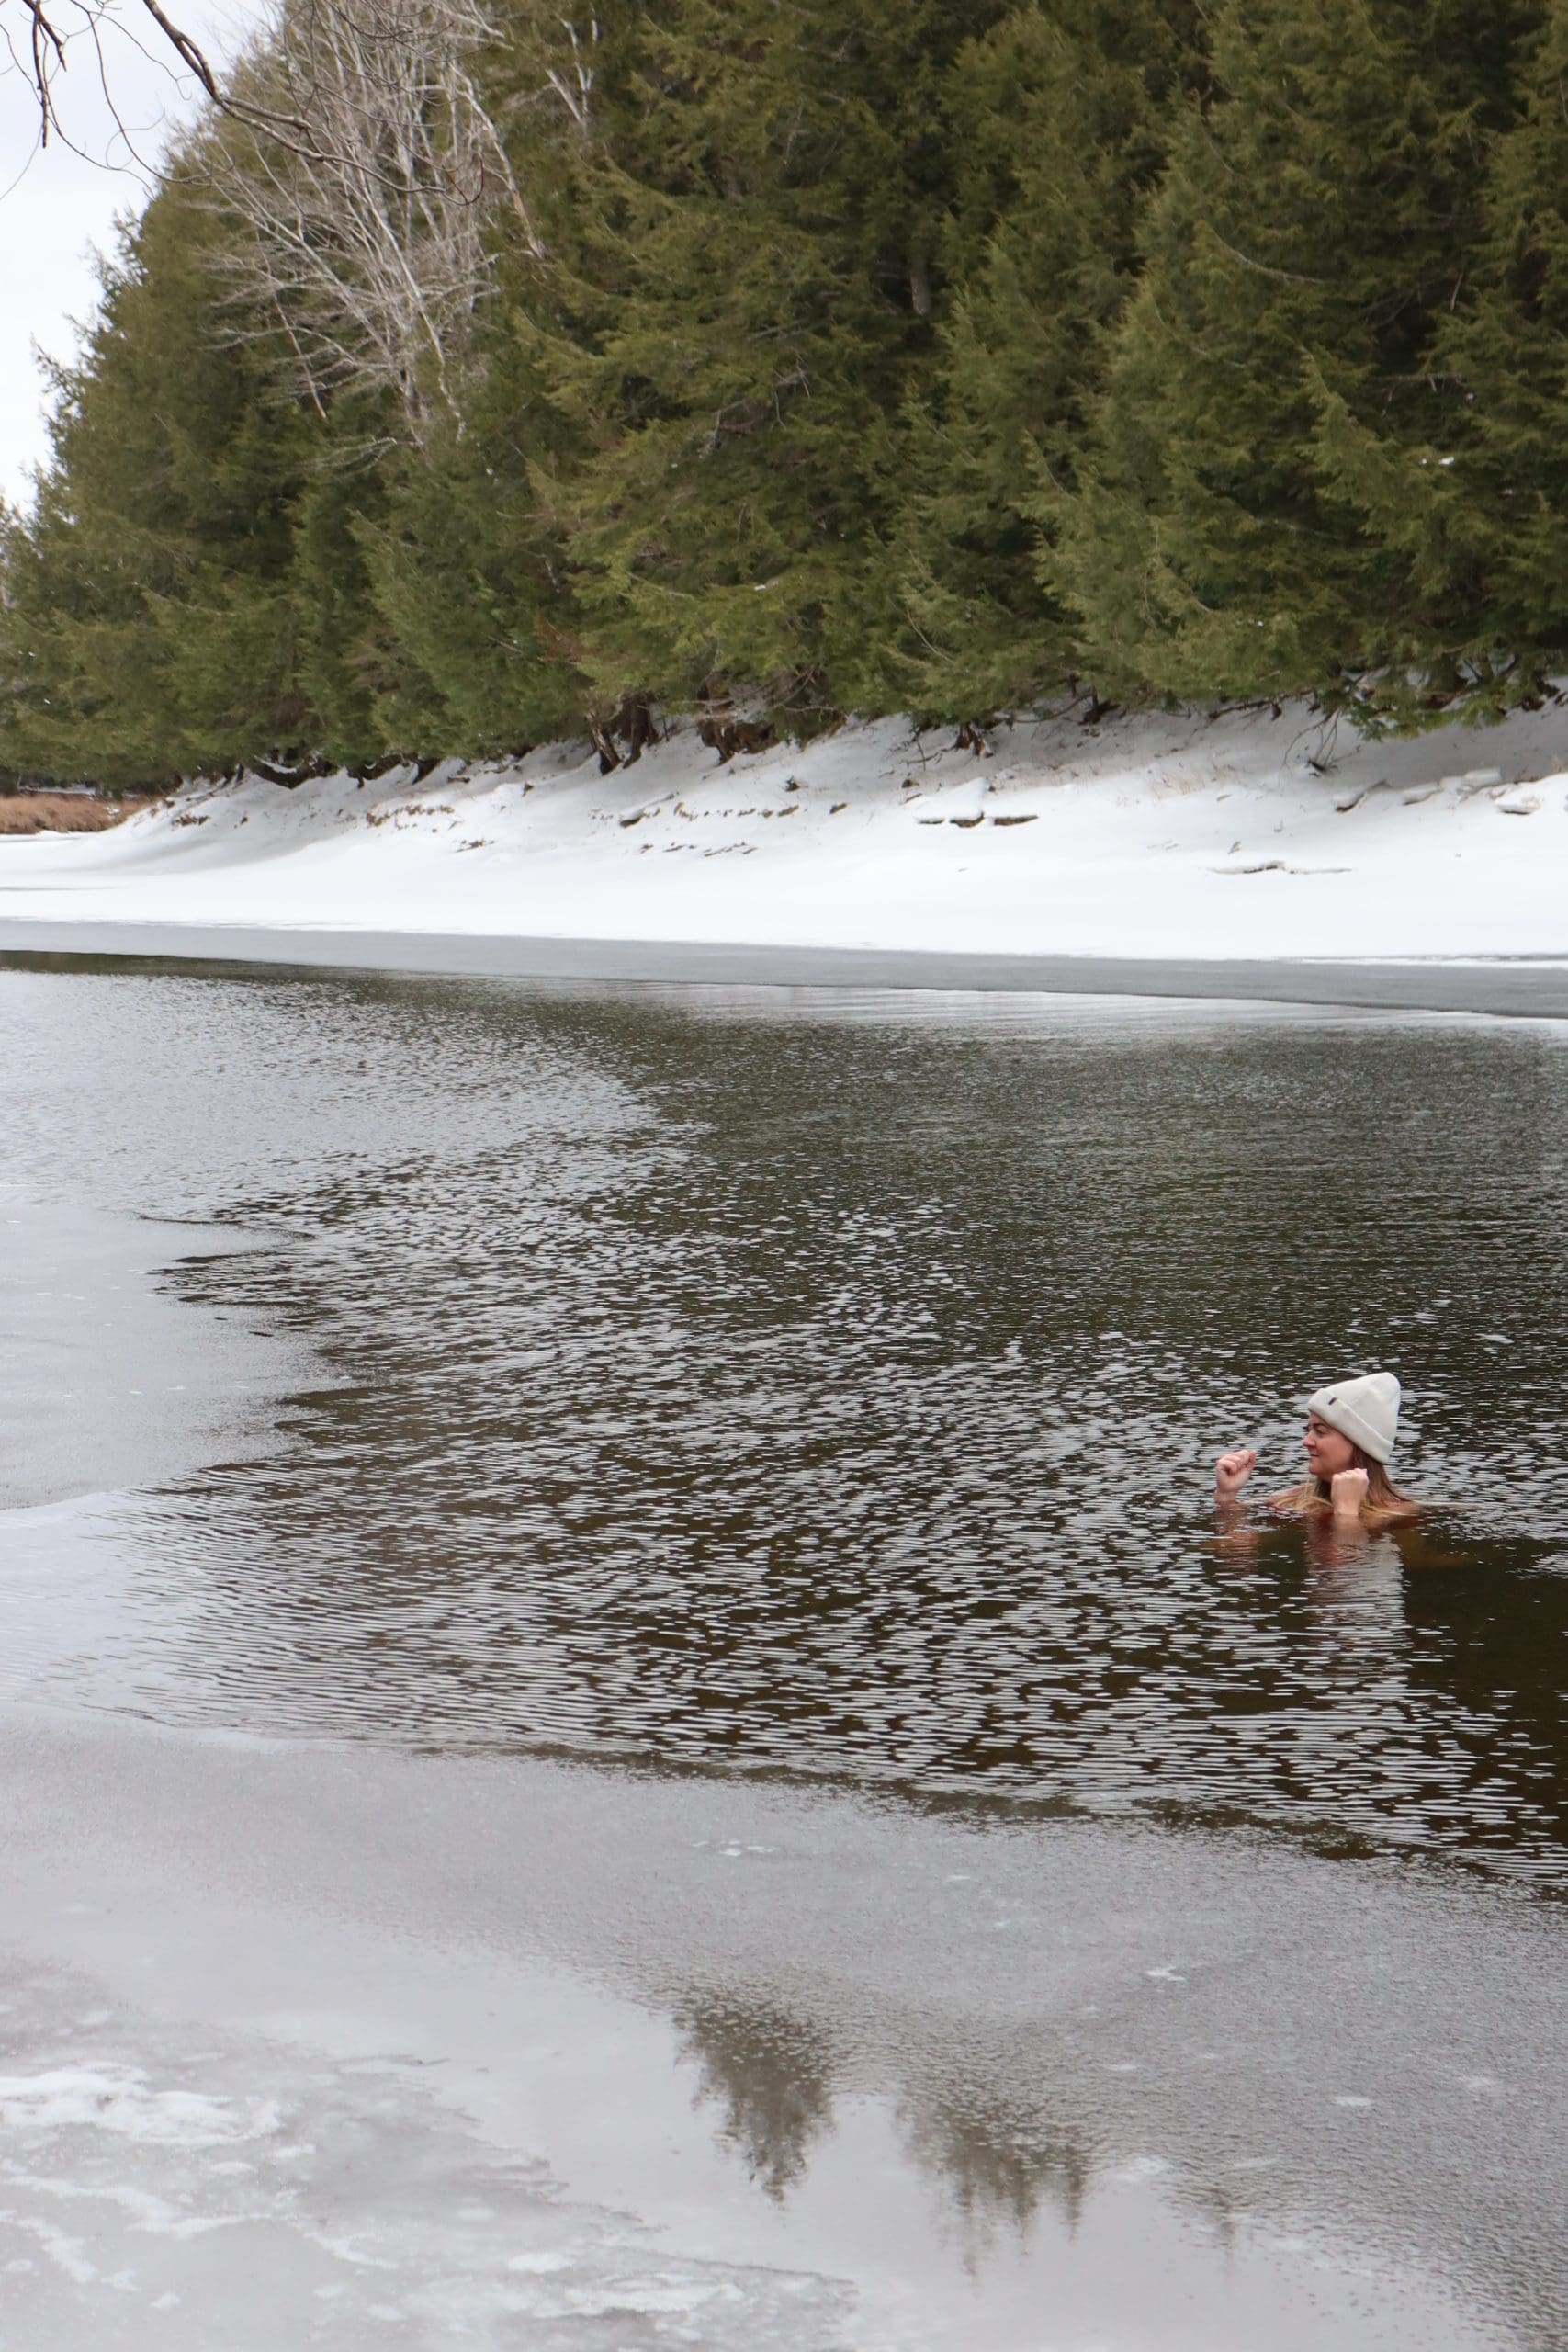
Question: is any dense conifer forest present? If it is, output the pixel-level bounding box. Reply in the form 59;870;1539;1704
6;0;1568;788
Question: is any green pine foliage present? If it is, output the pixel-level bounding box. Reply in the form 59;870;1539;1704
1316;0;1568;718
1048;0;1543;719
890;0;1204;720
0;166;318;789
357;415;586;759
4;0;1568;785
515;0;1008;735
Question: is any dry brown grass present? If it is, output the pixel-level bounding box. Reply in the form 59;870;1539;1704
0;794;161;835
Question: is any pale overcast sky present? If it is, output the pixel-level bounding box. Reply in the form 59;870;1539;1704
1;0;263;509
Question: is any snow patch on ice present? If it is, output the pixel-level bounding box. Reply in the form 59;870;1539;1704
0;2213;98;2284
0;2067;280;2146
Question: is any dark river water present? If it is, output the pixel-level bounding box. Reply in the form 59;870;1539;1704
6;956;1568;1890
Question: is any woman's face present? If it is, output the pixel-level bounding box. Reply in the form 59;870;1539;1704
1303;1411;1356;1480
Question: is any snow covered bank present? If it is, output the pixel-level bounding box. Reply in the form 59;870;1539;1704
4;700;1568;963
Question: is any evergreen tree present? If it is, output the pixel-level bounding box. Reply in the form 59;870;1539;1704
890;0;1204;720
357;429;579;758
518;0;1007;733
1312;0;1568;718
285;432;400;773
12;0;1562;780
350;7;608;757
1050;0;1541;720
0;165;319;788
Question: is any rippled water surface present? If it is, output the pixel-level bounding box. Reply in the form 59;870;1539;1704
6;959;1568;1886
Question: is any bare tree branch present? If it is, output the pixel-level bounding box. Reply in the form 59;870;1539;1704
6;0;419;177
11;0;230;152
203;0;535;437
6;0;592;446
540;13;596;139
133;0;217;97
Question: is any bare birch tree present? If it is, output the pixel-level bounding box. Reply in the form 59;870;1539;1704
206;0;536;437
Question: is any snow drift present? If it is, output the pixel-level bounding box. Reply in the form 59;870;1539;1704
3;700;1567;963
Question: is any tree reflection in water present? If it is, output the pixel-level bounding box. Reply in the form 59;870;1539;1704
671;1990;839;2200
671;1982;1098;2252
899;2083;1095;2256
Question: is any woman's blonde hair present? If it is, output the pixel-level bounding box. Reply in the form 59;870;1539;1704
1308;1442;1414;1512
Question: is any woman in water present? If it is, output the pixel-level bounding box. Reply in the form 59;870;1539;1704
1215;1371;1422;1527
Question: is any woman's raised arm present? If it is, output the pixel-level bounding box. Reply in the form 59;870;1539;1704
1214;1447;1258;1506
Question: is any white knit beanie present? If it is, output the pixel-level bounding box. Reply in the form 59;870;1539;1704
1307;1371;1401;1464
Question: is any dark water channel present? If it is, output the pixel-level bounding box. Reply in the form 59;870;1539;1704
5;957;1568;1884
10;955;1568;2351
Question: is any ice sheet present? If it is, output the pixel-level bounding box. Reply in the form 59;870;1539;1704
0;1700;1554;2350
